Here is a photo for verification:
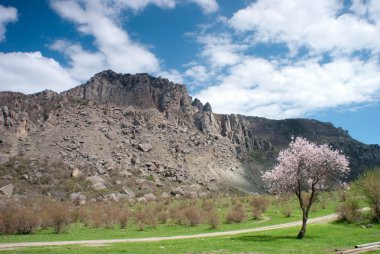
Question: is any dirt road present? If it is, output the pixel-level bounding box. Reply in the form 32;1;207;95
0;213;339;250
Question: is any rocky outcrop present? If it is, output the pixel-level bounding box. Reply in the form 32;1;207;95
0;70;379;201
65;70;193;115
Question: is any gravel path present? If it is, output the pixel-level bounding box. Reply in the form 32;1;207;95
0;213;339;250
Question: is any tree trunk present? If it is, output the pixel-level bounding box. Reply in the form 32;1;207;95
297;213;308;239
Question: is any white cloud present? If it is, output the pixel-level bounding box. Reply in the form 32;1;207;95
50;40;106;81
51;0;160;76
157;69;184;84
195;56;380;119
185;65;209;83
197;33;246;68
0;52;77;94
0;5;18;42
229;0;380;54
116;0;176;11
188;0;218;14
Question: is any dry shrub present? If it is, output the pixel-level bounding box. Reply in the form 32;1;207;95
276;197;293;217
117;209;130;229
0;199;40;234
183;206;202;226
250;195;270;220
336;198;361;223
202;200;216;213
202;199;219;229
169;203;186;225
43;200;72;234
134;206;157;230
157;210;168;224
318;193;329;209
226;204;246;224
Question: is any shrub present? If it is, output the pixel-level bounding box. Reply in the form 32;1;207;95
204;209;219;229
354;169;380;223
44;201;72;234
336;198;361;223
226;204;246;224
117;209;130;229
134;206;157;230
250;195;270;220
183;206;202;226
0;199;40;234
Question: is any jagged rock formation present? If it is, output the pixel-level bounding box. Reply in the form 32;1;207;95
1;70;379;200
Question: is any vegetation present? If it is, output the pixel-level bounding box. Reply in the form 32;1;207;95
353;169;380;222
0;224;379;254
263;137;349;239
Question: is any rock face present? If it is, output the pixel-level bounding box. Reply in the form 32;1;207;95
65;70;193;115
0;70;379;200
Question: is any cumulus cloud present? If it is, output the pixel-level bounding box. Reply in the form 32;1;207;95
0;5;18;42
51;0;160;76
229;0;380;55
188;0;218;14
157;69;184;84
195;57;380;119
197;33;246;68
0;52;77;94
50;40;106;81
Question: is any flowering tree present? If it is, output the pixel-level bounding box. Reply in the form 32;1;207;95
262;137;349;239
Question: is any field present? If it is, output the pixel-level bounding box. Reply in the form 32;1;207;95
0;193;379;253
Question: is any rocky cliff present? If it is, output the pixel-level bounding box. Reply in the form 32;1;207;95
1;70;379;201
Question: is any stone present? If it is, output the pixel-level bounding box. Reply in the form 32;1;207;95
70;192;86;205
161;192;170;199
0;184;14;197
123;186;136;198
188;191;198;199
143;193;156;201
137;197;147;202
86;175;106;184
138;143;152;152
92;182;107;191
71;167;82;178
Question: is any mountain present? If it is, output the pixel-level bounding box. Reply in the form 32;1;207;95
1;70;379;201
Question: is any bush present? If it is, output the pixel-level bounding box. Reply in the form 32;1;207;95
226;204;246;224
336;198;361;223
134;206;157;230
44;201;72;234
204;210;219;229
183;206;202;226
117;209;130;229
0;199;40;234
250;195;270;219
354;169;380;223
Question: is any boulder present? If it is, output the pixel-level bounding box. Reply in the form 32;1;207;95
123;186;136;198
70;192;86;205
138;143;152;152
71;167;82;178
86;175;106;185
92;182;107;191
161;192;170;199
143;193;156;201
0;184;14;197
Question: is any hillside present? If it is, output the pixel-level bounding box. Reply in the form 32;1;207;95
1;70;379;201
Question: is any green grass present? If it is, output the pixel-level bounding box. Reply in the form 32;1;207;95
1;223;379;254
0;197;337;243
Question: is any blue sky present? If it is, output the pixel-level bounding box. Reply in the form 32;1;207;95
0;0;380;145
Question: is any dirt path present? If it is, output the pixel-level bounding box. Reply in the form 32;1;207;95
0;213;339;250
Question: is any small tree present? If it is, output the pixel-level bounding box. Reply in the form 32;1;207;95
262;137;349;239
354;169;380;222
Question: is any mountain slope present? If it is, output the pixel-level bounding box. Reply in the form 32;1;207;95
1;70;379;200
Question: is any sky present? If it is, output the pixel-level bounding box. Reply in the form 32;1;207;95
0;0;380;145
